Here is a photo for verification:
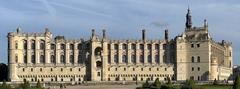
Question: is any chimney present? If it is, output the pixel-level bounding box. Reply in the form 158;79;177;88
102;29;106;38
165;29;169;41
92;29;95;37
142;29;146;40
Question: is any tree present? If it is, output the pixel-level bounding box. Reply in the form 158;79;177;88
181;79;196;89
142;79;151;88
152;78;161;88
0;80;12;89
0;63;8;81
233;74;240;89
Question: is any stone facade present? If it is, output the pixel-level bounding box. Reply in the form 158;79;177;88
8;8;232;82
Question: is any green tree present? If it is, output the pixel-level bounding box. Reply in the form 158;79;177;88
0;80;12;89
161;77;174;89
142;79;151;89
151;78;161;88
181;79;196;89
233;74;240;89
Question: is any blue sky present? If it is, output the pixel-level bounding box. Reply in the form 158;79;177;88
0;0;240;65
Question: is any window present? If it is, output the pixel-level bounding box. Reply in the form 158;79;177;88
60;55;65;64
108;68;110;71
155;44;159;50
40;40;45;50
78;55;82;64
155;55;159;63
198;76;200;80
140;55;144;63
50;55;55;63
31;68;33;72
114;44;118;50
40;55;45;64
70;55;74;64
70;68;72;71
147;44;151;50
157;68;159;71
122;55;127;63
192;67;194;71
15;55;18;63
23;40;27;50
131;44;136;50
51;68;53;71
31;55;35;64
198;67;200;71
124;68;126;71
131;55;136;63
133;68;135;71
140;44;144;50
78;44;82;50
61;44;65;50
31;40;35;49
191;44;194;48
108;55;111;64
40;68;42;72
23;68;25;72
122;44;127;50
114;55;118;63
24;55;27;64
197;44;200;48
149;68;151;71
197;56;200;62
61;68;63;72
141;68;143;71
51;44;55;50
15;42;18;49
115;68;117;71
70;44;74;50
165;68;167;71
191;56;194;63
79;68;81;71
148;55;151;63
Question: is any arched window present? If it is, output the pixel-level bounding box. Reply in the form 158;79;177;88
155;55;159;63
131;55;136;64
114;55;118;63
70;55;74;64
78;55;82;64
31;55;35;64
70;44;74;50
15;55;18;63
40;40;45;50
31;40;35;49
122;44;127;50
23;40;27;50
140;55;144;63
24;55;27;63
61;44;65;50
197;56;200;62
40;55;45;64
140;44;144;50
131;44;136;50
51;55;55;63
155;44;159;50
147;44;151;50
122;55;127;63
15;41;18;49
51;44;55;50
114;44;118;50
148;55;151;63
60;55;65;64
191;56;194;63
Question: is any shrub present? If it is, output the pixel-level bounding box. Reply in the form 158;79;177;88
233;74;240;89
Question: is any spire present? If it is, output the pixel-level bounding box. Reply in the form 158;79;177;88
92;29;95;37
102;29;106;39
185;7;192;29
204;19;208;33
142;29;146;41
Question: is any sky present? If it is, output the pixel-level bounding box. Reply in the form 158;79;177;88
0;0;239;65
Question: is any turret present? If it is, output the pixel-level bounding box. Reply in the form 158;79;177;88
204;19;208;33
185;7;192;30
142;29;146;41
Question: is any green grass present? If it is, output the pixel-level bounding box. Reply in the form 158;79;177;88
199;85;232;89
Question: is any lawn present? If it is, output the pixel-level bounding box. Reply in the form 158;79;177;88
199;85;232;89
